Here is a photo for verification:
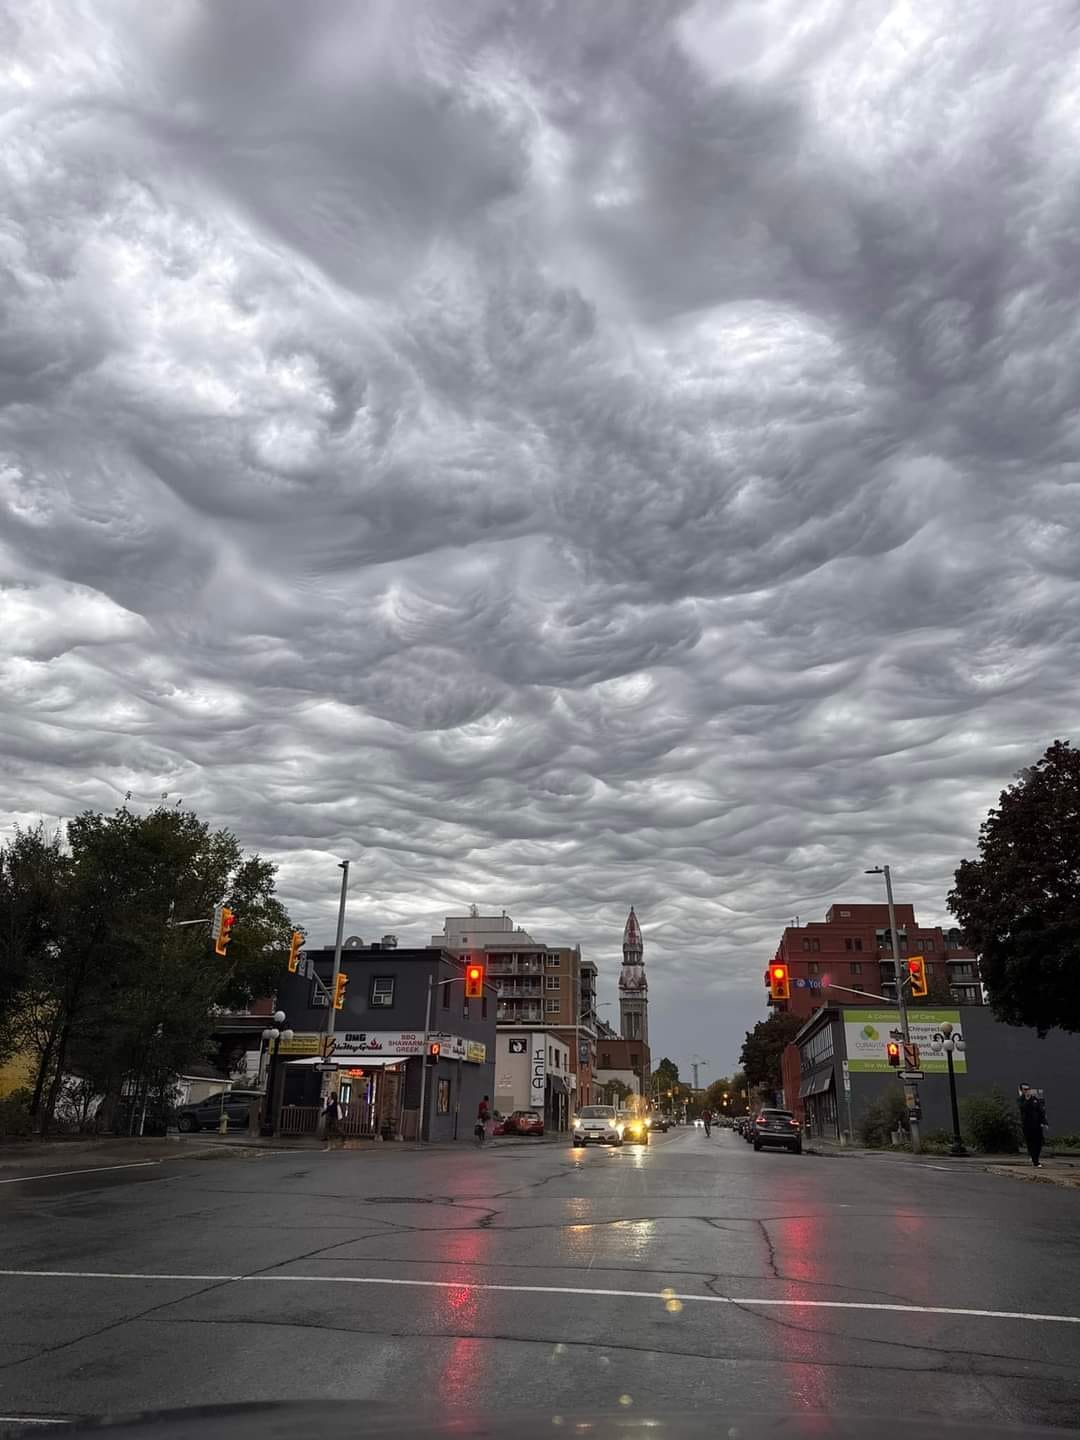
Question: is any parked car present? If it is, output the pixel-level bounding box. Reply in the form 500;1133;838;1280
572;1105;622;1146
177;1089;263;1133
502;1109;544;1136
751;1108;803;1155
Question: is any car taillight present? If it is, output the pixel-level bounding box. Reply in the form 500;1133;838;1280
789;1119;799;1127
755;1117;766;1126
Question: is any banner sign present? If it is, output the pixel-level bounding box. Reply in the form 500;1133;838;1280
844;1010;967;1073
530;1032;547;1107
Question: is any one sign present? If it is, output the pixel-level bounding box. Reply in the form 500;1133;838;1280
277;1033;322;1056
793;977;824;990
508;1038;527;1055
316;1062;339;1074
466;1041;487;1064
844;1011;967;1074
322;1035;337;1059
431;1032;467;1060
335;1030;426;1057
578;1039;590;1065
899;1071;924;1081
530;1032;546;1107
903;1042;920;1071
841;1060;851;1093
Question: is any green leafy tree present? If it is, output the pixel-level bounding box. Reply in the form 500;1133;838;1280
704;1076;733;1112
653;1056;680;1105
0;825;68;1064
949;740;1080;1035
740;1012;803;1090
2;803;294;1134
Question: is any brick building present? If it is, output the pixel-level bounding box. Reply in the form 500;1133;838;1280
767;902;983;1020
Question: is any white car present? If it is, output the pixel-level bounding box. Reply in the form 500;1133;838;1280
572;1105;622;1146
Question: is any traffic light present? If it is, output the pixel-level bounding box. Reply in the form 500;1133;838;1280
287;931;304;973
212;905;236;957
769;964;790;1001
907;955;928;998
333;972;348;1011
886;1041;901;1068
464;961;485;999
426;1041;441;1066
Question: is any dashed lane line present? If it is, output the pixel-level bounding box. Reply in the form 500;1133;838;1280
0;1269;1076;1327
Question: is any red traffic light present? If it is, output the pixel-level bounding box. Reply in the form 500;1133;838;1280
464;962;485;999
769;964;790;1001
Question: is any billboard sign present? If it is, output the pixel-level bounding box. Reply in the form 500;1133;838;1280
335;1031;425;1057
844;1010;967;1073
530;1032;547;1107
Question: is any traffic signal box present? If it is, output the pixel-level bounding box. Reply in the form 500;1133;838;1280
768;964;790;1001
426;1041;441;1066
907;955;928;998
287;931;304;973
333;972;348;1011
886;1041;901;1067
212;905;236;957
464;961;485;999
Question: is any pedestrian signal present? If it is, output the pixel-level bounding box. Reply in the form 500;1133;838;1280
769;964;790;1001
287;931;304;973
907;956;928;998
886;1041;901;1068
426;1041;441;1066
465;962;485;998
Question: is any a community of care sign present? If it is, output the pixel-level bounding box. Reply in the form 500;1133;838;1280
844;1010;968;1073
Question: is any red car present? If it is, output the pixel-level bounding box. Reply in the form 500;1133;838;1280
501;1109;545;1136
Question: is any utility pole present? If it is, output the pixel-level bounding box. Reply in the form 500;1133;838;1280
320;860;350;1106
866;864;921;1154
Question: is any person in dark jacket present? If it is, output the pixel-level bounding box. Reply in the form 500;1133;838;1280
1019;1085;1047;1168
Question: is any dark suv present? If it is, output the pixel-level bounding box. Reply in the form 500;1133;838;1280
177;1089;264;1132
751;1108;802;1155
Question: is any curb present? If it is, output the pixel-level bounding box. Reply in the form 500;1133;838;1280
985;1165;1080;1190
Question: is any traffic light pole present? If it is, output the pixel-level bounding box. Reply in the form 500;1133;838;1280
869;864;921;1154
319;860;350;1108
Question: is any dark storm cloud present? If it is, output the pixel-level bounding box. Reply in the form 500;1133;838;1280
4;0;1080;1067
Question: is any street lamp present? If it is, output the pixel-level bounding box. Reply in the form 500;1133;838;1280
942;1027;966;1156
260;1009;294;1136
865;864;922;1155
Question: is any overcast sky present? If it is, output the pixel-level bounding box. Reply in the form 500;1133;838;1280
4;1;1080;1076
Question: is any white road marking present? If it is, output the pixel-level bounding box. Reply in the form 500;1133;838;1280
0;1269;1076;1327
0;1162;162;1185
0;1418;69;1425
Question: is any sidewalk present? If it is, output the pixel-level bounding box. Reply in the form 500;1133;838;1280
805;1136;1080;1188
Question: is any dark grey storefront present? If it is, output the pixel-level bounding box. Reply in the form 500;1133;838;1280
277;944;496;1141
795;1005;1080;1142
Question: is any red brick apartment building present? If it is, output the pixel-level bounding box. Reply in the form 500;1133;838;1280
767;903;983;1020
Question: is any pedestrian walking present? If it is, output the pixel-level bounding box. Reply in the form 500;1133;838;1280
1018;1084;1047;1168
475;1094;491;1144
323;1092;342;1149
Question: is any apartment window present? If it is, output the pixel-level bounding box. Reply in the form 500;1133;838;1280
481;996;488;1019
545;999;559;1014
802;939;811;951
845;938;853;951
925;938;935;952
839;910;851;918
601;1052;611;1069
442;983;450;1009
545;975;560;991
807;961;819;976
548;1046;553;1066
854;938;863;952
850;962;862;976
547;953;561;967
369;977;395;1008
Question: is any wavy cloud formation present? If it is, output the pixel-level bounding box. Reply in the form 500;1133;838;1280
3;1;1080;1067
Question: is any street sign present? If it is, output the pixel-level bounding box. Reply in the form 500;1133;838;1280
321;1035;337;1058
316;1062;338;1074
899;1070;923;1081
841;1060;851;1093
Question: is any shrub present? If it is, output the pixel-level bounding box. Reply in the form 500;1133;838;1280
0;1087;33;1138
920;1128;956;1154
856;1088;909;1147
960;1088;1021;1154
1051;1133;1080;1150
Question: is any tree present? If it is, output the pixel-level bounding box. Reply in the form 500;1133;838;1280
1;803;294;1134
949;740;1080;1035
704;1077;732;1113
740;1012;803;1090
653;1056;680;1104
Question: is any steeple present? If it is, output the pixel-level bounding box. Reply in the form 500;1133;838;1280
618;905;648;1045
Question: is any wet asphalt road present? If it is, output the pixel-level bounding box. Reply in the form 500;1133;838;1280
1;1126;1078;1433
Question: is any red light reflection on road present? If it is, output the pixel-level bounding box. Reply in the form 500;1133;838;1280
431;1225;487;1408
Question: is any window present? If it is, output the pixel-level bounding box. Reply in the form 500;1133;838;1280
436;1079;450;1115
548;1046;553;1066
811;938;820;952
854;938;863;952
601;1052;611;1069
802;938;811;951
547;953;561;967
481;996;487;1019
807;961;819;976
925;938;935;952
926;963;935;976
369;977;395;1008
442;982;450;1009
545;975;560;991
850;962;862;976
545;998;559;1014
845;938;853;951
839;910;851;918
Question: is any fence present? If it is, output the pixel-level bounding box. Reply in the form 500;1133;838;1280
278;1102;380;1138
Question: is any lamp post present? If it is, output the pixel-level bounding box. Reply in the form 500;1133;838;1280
942;1028;966;1156
260;1010;294;1136
865;864;922;1154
